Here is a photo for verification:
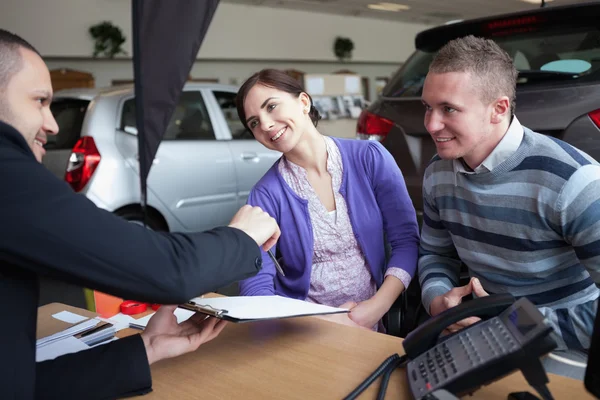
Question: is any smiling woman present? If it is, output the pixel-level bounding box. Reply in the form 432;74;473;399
233;68;420;333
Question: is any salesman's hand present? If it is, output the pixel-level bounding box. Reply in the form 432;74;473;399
141;305;227;365
429;278;488;334
228;205;281;251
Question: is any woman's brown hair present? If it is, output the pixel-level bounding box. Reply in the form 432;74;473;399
235;69;321;131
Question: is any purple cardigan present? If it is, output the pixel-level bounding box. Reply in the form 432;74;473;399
239;137;419;299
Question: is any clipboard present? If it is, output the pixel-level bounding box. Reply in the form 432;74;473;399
178;295;350;323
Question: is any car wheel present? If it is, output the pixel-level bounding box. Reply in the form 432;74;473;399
116;210;167;231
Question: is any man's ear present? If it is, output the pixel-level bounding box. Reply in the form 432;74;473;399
491;96;510;124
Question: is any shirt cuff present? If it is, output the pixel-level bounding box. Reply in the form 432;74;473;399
385;267;412;289
421;285;452;316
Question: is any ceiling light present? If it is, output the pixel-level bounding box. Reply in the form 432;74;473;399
519;0;553;3
368;2;410;12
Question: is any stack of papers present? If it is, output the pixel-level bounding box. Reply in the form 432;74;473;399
37;318;102;348
36;317;117;362
75;322;116;347
37;336;90;362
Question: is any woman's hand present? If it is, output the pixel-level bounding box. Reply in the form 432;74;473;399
348;298;387;330
316;301;368;329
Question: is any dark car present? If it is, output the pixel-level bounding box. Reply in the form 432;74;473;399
358;1;600;226
358;2;600;336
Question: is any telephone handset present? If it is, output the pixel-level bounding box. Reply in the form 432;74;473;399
403;293;517;359
403;294;557;400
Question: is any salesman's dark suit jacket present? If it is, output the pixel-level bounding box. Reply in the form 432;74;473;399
0;120;262;399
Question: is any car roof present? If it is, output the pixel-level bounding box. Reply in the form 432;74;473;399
415;1;600;51
53;82;239;101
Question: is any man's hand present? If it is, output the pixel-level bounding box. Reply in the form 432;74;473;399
471;277;489;298
141;305;228;365
429;278;489;334
228;205;280;251
348;298;387;330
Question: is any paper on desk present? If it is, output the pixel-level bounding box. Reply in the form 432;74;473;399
52;311;89;324
100;313;137;332
188;295;348;320
36;335;119;362
37;318;101;347
131;307;195;329
36;336;89;362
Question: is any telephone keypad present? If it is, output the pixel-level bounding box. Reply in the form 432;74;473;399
407;317;519;397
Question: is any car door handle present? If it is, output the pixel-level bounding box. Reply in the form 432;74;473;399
241;152;260;163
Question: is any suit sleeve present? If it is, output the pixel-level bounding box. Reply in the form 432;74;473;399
238;187;278;296
0;147;262;304
36;335;152;400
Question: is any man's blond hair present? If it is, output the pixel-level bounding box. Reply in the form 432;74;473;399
429;35;518;115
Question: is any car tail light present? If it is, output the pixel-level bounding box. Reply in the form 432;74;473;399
64;137;101;192
356;110;394;142
590;109;600;129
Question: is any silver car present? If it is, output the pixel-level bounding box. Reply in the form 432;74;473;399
44;83;280;232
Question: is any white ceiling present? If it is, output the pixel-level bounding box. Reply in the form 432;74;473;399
222;0;589;25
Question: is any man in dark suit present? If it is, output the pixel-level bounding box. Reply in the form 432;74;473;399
0;29;280;399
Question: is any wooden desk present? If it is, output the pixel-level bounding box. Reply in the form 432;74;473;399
38;303;594;400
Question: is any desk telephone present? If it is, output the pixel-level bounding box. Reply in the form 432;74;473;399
345;294;558;400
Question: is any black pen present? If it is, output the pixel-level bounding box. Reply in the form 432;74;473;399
267;249;286;277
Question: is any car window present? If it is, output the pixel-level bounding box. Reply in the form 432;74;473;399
212;90;254;140
121;91;216;140
48;99;89;150
384;51;435;98
385;25;600;98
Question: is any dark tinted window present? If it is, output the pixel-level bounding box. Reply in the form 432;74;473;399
121;91;215;140
384;51;435;98
213;90;254;140
385;24;600;98
48;99;89;150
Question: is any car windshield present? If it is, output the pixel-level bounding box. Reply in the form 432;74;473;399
384;25;600;98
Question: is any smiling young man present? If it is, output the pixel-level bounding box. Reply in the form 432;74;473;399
0;29;281;399
417;35;600;379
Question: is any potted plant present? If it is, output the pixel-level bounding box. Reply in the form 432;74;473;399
334;37;354;62
89;21;127;58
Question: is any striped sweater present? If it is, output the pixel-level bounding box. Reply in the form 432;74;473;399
418;126;600;351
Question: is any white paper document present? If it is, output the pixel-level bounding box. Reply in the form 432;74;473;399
129;307;195;329
52;311;89;324
36;335;119;362
37;318;101;347
100;313;137;332
36;336;90;362
185;295;348;321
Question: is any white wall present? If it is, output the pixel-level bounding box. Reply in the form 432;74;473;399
1;0;430;63
45;58;401;101
4;0;431;101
